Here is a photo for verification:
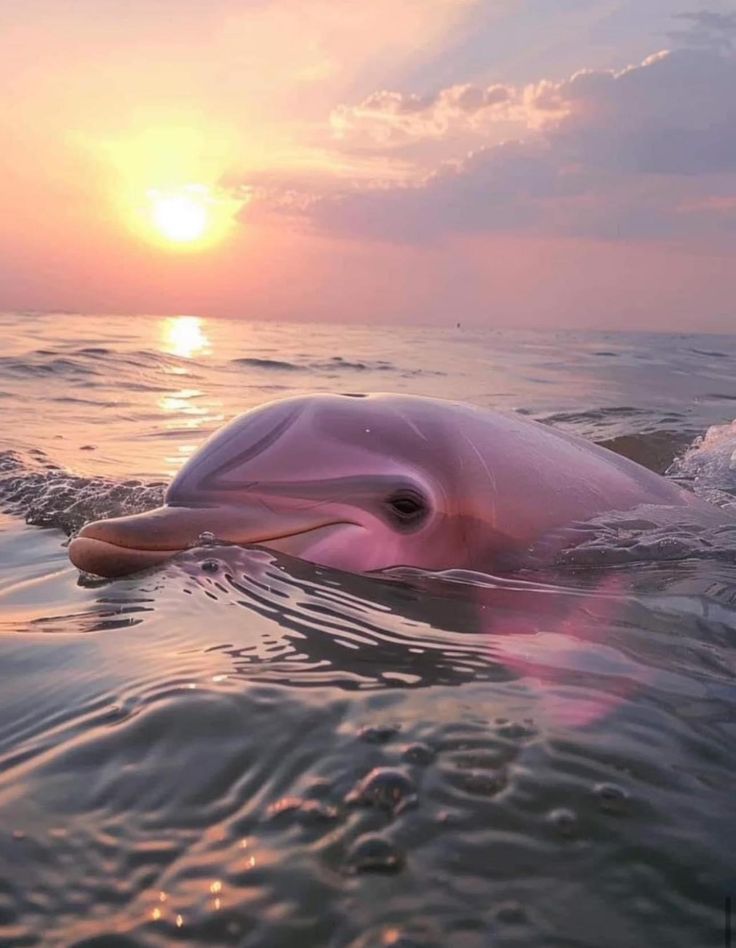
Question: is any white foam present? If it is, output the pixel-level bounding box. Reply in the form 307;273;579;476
667;419;736;509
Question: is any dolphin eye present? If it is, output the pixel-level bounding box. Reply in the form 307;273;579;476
385;489;428;525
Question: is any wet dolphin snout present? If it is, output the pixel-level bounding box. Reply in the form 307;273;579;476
68;502;342;578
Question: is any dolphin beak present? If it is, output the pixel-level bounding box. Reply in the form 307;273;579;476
68;503;345;578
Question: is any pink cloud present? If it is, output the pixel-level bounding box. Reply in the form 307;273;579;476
331;83;513;147
258;48;736;243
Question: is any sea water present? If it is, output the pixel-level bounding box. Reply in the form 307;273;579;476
0;311;735;947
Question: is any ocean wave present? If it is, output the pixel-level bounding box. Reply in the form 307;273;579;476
229;355;442;376
542;406;653;423
0;356;100;378
0;450;164;535
1;345;199;372
595;431;696;474
229;355;393;372
231;357;303;371
667;419;736;507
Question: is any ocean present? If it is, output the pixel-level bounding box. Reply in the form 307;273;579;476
0;311;735;947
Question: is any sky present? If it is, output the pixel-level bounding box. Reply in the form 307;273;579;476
0;0;734;330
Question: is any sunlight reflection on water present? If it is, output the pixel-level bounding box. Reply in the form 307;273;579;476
161;315;211;359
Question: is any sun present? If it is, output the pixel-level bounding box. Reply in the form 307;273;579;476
148;186;211;244
151;192;208;243
106;127;248;250
137;182;244;250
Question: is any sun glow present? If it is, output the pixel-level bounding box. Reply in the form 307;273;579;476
144;183;242;250
151;190;208;243
104;127;247;251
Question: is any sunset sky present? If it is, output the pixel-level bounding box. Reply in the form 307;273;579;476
1;1;734;330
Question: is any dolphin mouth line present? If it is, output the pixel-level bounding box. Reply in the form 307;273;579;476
68;519;358;578
76;520;353;554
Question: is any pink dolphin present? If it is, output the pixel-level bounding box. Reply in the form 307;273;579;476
69;393;710;578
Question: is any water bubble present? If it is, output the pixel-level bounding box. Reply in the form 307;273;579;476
298;800;340;825
358;723;400;744
378;933;420;948
401;742;435;765
102;704;124;721
345;767;418;815
266;796;303;820
197;531;217;546
593;782;629;813
461;770;507;797
201;559;219;573
266;796;339;825
497;721;537;740
304;778;332;799
346;834;405;873
348;927;427;947
494;901;527;924
547;807;578;837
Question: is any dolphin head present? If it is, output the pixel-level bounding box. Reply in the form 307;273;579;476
69;394;497;578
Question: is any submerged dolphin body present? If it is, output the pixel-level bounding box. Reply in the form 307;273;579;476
69;393;708;578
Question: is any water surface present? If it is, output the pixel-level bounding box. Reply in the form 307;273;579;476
1;312;735;947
